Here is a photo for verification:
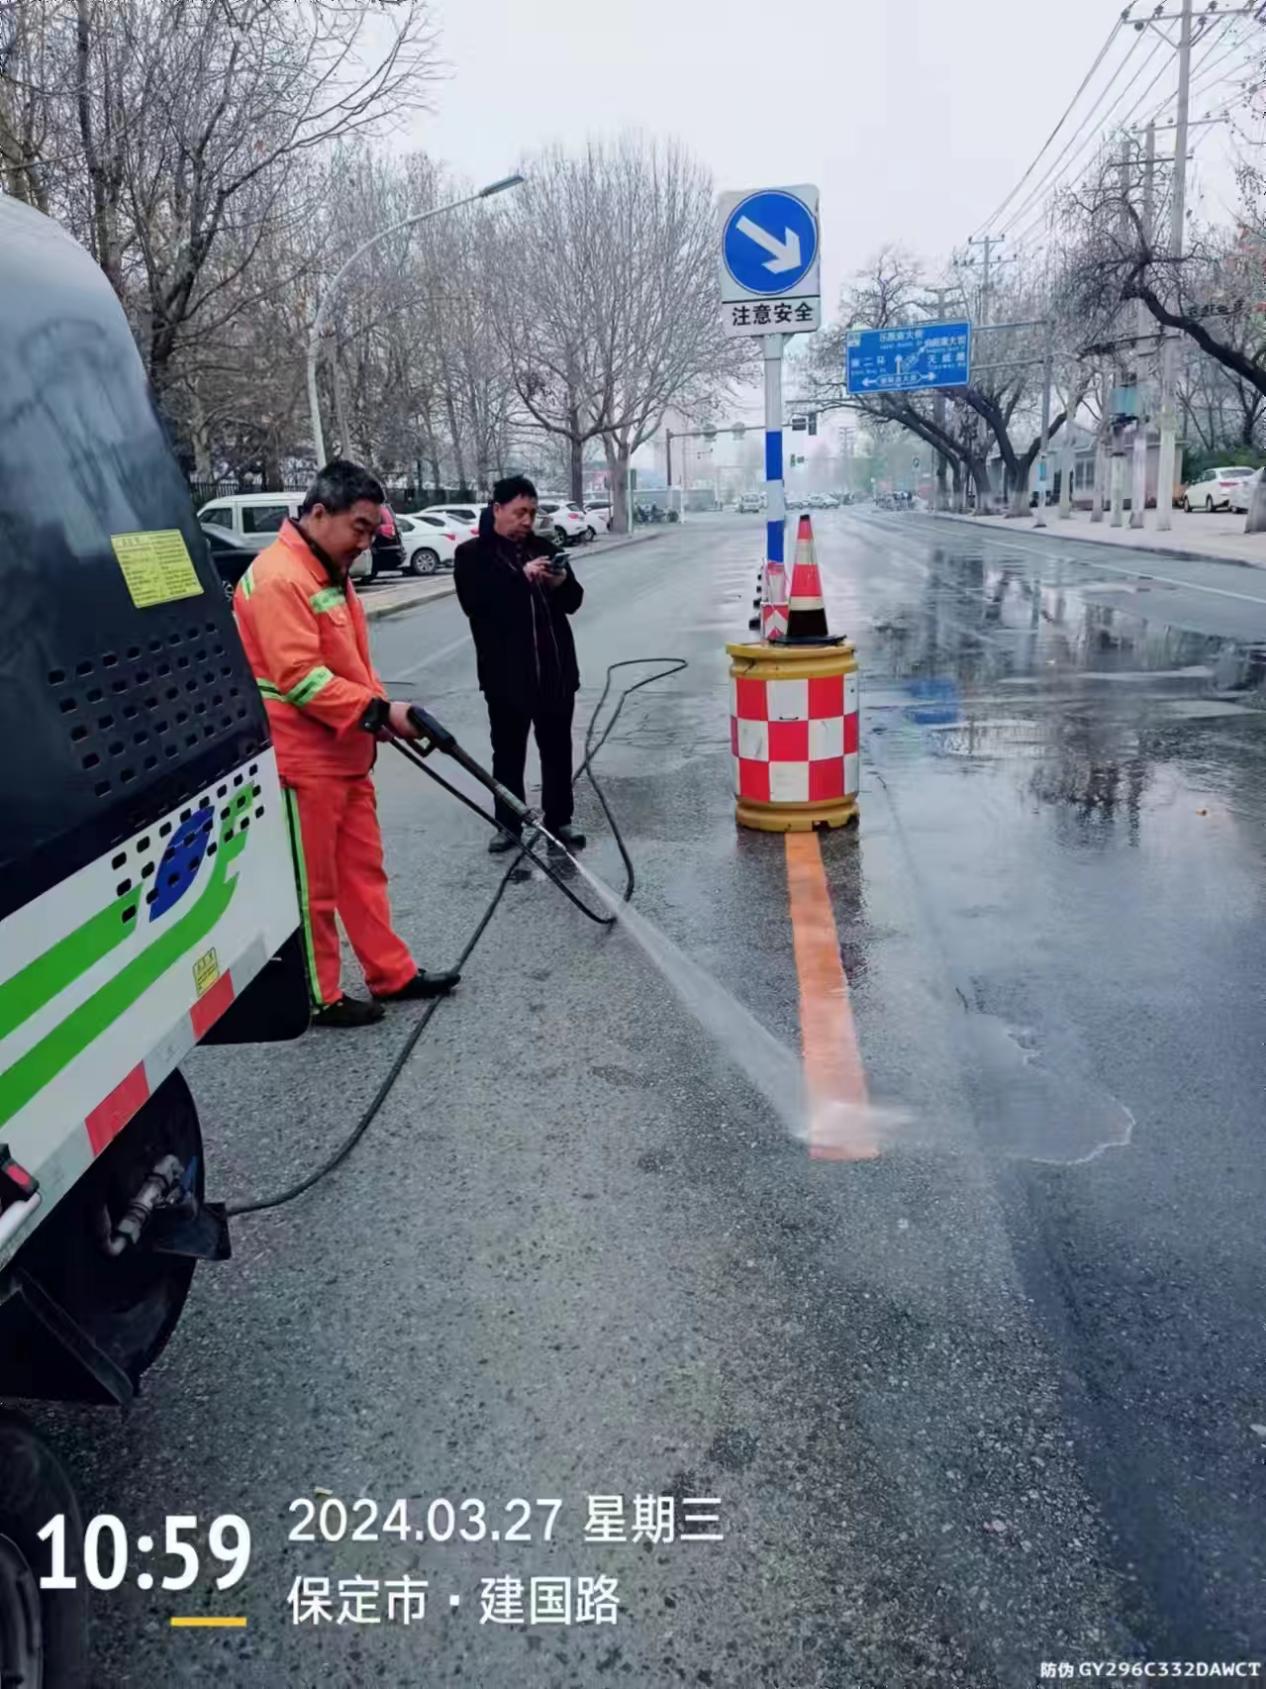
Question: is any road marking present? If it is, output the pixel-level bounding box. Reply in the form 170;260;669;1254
390;632;471;679
784;833;877;1162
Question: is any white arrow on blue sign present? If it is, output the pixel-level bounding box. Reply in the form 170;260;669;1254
722;189;818;296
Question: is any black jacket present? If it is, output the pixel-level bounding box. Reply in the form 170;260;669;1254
454;511;584;710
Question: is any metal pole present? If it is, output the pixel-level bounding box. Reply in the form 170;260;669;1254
764;332;786;586
305;175;525;463
1033;318;1053;528
1155;0;1192;533
666;429;673;491
1091;369;1109;523
1130;123;1155;529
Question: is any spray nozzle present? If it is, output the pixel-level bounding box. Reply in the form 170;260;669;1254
406;705;458;755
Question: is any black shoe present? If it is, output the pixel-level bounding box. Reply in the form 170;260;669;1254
488;831;521;854
312;994;385;1028
549;823;587;851
374;968;461;1002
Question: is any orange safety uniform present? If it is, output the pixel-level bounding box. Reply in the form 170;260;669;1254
233;520;416;1006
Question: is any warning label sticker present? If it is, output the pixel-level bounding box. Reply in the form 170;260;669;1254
110;529;204;608
192;947;220;998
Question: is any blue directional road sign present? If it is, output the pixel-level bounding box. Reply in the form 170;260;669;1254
845;321;972;394
718;184;821;339
722;189;819;296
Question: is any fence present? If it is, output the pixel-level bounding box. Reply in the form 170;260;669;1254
188;479;479;512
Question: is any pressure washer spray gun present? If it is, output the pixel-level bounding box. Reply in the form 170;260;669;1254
398;704;540;841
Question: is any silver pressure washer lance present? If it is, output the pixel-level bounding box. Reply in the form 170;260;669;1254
391;706;600;909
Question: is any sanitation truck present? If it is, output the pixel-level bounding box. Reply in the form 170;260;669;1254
0;195;310;1683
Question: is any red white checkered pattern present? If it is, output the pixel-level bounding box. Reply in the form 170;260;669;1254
759;559;788;643
82;947;258;1158
730;670;860;805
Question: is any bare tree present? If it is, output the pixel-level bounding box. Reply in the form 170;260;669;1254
2;0;439;411
493;136;746;528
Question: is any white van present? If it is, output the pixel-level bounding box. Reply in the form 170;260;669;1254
196;491;372;580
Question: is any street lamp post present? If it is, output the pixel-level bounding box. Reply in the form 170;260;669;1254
306;174;525;466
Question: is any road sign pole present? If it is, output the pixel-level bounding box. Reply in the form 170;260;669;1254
764;333;786;576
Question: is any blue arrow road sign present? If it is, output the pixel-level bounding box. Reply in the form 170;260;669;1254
722;190;818;297
845;321;972;394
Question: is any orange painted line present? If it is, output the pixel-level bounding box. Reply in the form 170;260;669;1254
169;1617;247;1628
784;832;877;1162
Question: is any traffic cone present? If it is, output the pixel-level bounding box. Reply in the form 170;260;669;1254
785;512;830;642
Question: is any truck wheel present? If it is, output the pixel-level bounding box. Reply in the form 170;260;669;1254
21;1071;204;1385
0;1414;88;1688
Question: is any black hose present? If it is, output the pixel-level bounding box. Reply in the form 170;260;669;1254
224;658;686;1218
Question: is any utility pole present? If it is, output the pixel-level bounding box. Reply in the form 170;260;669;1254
1130;122;1156;529
965;233;1006;327
666;428;673;491
1091;369;1110;523
1110;137;1132;529
1033;317;1054;528
1155;0;1192;533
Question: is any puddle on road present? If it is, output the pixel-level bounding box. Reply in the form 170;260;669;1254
854;536;1266;1167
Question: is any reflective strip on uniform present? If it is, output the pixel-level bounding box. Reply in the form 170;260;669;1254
240;565;256;599
255;667;333;708
309;586;345;614
287;666;334;706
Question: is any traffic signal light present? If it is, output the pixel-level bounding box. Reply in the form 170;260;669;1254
807;412;818;437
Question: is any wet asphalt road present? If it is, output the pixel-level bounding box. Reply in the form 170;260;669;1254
37;510;1266;1687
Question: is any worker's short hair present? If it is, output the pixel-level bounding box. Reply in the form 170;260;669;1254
491;474;537;506
301;458;385;516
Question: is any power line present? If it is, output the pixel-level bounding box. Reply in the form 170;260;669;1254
1005;12;1250;257
999;31;1165;238
969;11;1127;239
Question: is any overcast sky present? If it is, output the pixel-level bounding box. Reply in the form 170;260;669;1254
414;0;1137;312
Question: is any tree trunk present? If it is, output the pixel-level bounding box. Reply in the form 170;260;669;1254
568;407;584;506
1245;475;1266;534
261;437;283;493
189;386;213;478
969;455;994;514
604;436;631;533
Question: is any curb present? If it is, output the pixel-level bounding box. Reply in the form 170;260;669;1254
926;510;1266;574
361;527;668;623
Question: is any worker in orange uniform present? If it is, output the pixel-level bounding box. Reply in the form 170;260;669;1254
234;459;460;1028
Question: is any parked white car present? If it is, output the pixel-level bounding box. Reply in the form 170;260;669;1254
420;504;482;542
536;498;589;545
582;501;612;536
196;490;372;580
397;512;461;573
1228;468;1263;515
1182;466;1257;513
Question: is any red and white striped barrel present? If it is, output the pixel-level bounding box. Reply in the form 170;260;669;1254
729;666;860;807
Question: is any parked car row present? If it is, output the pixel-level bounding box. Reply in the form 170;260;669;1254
195;490;614;597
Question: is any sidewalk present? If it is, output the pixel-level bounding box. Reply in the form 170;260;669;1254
361;526;667;623
932;505;1266;571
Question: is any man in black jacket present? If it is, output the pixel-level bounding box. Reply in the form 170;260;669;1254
454;475;586;854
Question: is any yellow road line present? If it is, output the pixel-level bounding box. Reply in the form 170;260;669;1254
784;832;877;1162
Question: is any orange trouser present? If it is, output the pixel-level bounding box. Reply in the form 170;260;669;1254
282;775;416;1007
